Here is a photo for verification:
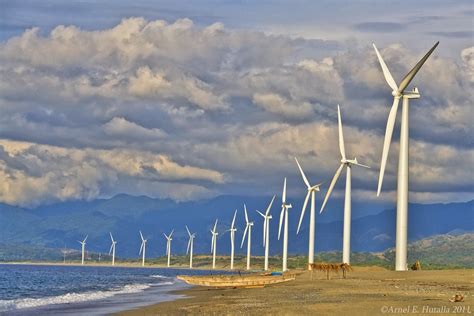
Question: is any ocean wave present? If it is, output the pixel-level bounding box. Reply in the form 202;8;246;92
150;274;170;279
0;283;150;312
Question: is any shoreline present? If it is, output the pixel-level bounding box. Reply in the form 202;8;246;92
117;267;474;315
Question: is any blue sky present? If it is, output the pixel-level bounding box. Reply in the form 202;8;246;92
0;0;472;208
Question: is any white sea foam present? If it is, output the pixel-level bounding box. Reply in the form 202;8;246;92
0;283;151;312
150;274;169;279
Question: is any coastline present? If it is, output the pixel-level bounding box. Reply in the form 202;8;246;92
117;267;474;315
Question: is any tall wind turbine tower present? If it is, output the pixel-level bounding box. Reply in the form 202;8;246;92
78;235;88;265
109;232;117;266
186;225;196;269
256;195;275;271
139;231;148;267
164;229;174;268
210;219;218;269
241;205;254;270
278;178;292;272
373;42;439;271
320;105;369;264
227;210;238;270
294;158;323;268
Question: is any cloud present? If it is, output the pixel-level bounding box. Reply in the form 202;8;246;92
353;22;405;33
0;140;224;206
0;17;472;207
252;93;314;119
103;117;167;140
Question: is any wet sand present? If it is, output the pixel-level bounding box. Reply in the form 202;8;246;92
118;267;473;316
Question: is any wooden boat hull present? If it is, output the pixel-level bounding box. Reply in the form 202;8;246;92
177;274;295;288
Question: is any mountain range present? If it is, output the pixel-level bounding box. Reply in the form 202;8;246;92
0;194;472;258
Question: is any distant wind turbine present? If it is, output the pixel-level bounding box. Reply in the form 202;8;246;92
210;219;218;269
320;105;369;264
256;195;275;271
240;205;254;270
186;225;196;269
278;178;292;272
294;157;323;268
227;210;238;270
164;229;174;268
109;232;117;266
373;42;439;271
78;235;88;265
139;231;148;267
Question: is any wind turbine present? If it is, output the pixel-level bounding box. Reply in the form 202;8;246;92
78;235;88;265
373;42;439;271
139;231;148;267
241;205;254;270
256;196;275;271
294;158;323;268
227;210;238;270
186;225;196;269
210;219;218;269
109;232;117;266
164;229;174;268
278;178;292;272
320;105;370;264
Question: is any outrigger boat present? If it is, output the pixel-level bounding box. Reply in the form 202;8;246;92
177;273;295;288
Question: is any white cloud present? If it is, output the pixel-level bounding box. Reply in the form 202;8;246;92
103;117;167;140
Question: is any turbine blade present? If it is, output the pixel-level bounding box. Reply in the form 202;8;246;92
256;210;265;217
186;225;191;237
398;41;439;93
139;231;144;241
231;210;237;228
109;244;113;255
139;242;144;255
337;105;346;160
213;219;218;232
297;191;311;234
354;162;370;168
83;235;88;243
377;97;400;196
244;205;249;224
241;225;249;248
265;195;276;216
278;206;285;240
163;232;168;239
170;229;174;238
373;43;398;92
110;232;114;242
295;157;311;188
320;163;344;213
282;178;287;203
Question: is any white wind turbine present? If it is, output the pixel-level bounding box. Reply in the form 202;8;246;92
241;205;254;270
78;235;88;265
210;219;218;269
164;229;174;268
109;232;117;266
186;225;196;269
139;231;148;267
320;105;369;265
294;158;323;268
256;195;275;271
373;42;439;271
278;178;292;272
227;210;238;270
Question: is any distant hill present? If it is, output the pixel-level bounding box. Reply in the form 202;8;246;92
0;195;472;258
1;233;472;269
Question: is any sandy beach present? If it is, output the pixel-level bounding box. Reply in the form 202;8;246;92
118;267;473;316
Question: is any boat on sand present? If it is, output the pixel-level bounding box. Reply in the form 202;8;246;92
177;273;295;288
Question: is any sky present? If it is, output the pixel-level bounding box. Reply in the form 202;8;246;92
0;0;473;209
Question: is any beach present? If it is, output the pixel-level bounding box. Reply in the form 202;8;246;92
119;267;473;315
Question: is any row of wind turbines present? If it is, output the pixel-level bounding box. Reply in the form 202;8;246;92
76;42;438;272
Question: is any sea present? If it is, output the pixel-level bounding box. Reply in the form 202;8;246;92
0;264;228;315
